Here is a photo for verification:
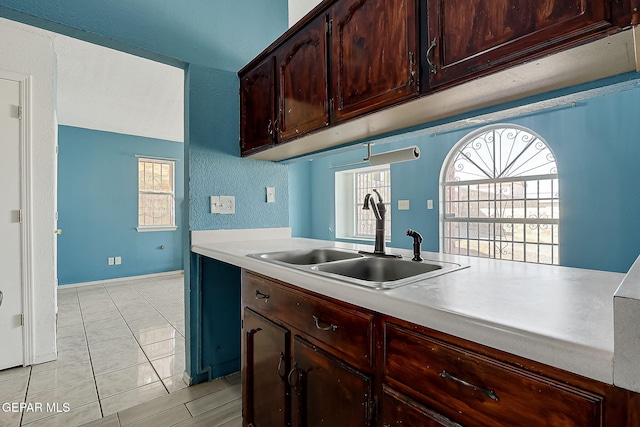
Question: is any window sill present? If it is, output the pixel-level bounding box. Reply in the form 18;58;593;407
136;226;178;233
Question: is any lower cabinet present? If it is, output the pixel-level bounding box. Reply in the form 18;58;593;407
383;322;604;427
242;271;375;427
291;337;373;426
243;308;290;427
241;270;639;427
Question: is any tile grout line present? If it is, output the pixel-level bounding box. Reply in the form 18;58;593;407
103;281;172;396
77;284;106;421
18;366;33;427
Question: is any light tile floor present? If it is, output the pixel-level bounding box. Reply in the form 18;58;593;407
0;274;241;427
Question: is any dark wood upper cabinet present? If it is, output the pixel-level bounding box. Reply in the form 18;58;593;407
426;0;616;88
330;0;419;122
240;56;275;155
276;14;330;143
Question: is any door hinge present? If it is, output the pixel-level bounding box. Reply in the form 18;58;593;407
21;313;24;326
55;145;59;154
327;19;332;35
408;51;416;86
19;210;23;224
17;106;22;120
329;98;334;113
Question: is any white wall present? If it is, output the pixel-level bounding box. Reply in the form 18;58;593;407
54;36;184;142
288;0;322;27
0;18;57;364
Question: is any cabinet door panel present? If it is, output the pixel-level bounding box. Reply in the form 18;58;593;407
277;14;329;142
243;308;290;427
291;337;372;427
331;0;418;121
240;57;275;156
428;0;612;87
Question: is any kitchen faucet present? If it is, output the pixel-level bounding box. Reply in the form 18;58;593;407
362;189;400;257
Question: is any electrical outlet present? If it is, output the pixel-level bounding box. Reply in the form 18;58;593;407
115;256;122;265
427;199;434;210
210;196;220;214
108;257;115;266
266;187;276;203
220;196;235;214
398;200;410;210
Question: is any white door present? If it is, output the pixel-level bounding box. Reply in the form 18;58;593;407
0;77;24;370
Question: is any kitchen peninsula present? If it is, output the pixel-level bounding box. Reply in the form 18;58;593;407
192;228;640;426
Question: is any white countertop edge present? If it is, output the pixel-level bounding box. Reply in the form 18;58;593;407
190;227;291;246
614;253;640;299
613;253;640;392
191;237;615;384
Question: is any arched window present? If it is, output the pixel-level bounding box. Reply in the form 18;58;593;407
441;124;559;264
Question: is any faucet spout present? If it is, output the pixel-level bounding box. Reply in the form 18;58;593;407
363;190;386;254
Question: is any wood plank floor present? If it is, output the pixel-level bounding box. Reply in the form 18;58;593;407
79;373;241;427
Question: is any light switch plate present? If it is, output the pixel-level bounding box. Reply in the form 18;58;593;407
210;196;220;214
266;187;276;203
115;256;122;265
108;257;115;266
398;200;410;210
220;196;235;214
427;199;434;210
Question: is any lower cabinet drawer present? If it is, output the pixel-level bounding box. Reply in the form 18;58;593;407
242;271;373;369
384;323;604;427
381;385;462;427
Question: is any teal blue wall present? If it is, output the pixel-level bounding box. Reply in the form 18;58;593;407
289;161;312;237
290;81;640;274
187;65;289;231
57;126;184;284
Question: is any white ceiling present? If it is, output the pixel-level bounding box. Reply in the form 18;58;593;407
54;34;184;143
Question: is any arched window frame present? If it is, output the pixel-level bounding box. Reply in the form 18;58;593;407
440;124;559;265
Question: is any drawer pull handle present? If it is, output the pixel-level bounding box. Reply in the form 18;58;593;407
313;315;338;331
440;370;499;402
255;290;270;300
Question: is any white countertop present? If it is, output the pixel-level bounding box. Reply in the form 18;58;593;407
191;230;629;386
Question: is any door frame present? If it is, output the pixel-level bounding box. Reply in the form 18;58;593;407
1;68;35;366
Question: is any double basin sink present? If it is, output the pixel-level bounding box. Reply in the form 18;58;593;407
248;247;467;290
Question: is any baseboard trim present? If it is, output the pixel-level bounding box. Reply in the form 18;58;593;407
59;270;184;288
32;351;57;365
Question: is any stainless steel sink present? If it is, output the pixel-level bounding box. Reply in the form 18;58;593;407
247;248;467;290
314;257;442;281
248;248;364;265
311;256;465;289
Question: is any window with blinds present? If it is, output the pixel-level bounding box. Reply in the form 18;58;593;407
137;158;176;231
